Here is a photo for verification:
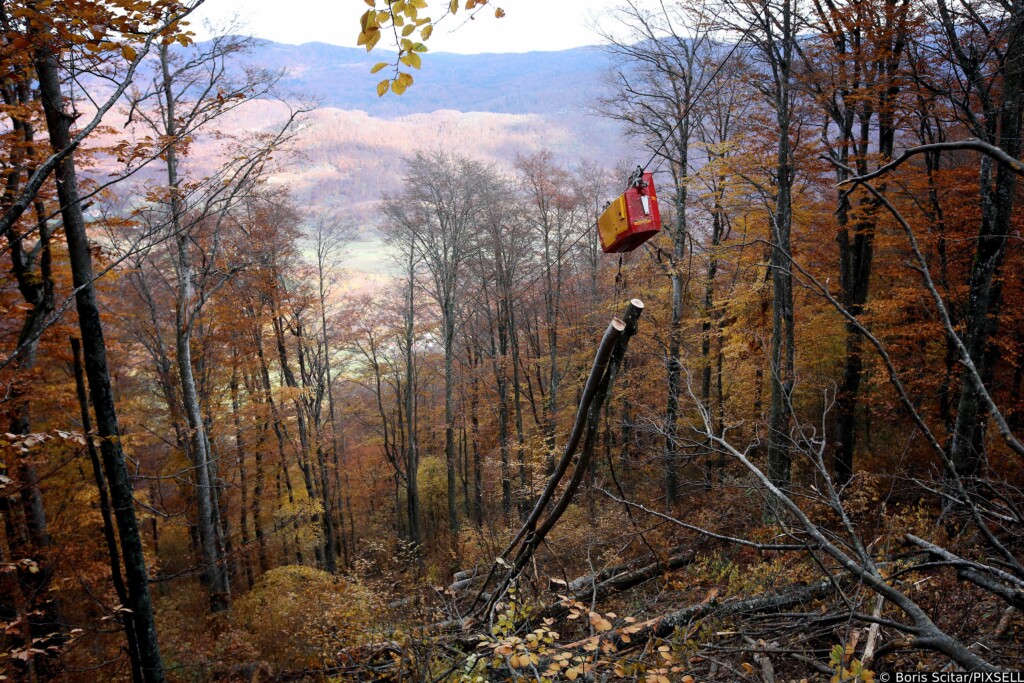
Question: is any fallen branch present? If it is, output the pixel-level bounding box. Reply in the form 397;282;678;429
561;545;691;596
906;534;1024;609
539;547;696;621
564;579;835;650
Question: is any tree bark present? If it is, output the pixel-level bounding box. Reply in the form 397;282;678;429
948;0;1024;478
35;44;166;683
765;0;797;500
72;338;143;683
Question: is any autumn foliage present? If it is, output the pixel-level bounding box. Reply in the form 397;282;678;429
1;0;1023;681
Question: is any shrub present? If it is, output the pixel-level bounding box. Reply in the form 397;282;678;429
232;566;382;672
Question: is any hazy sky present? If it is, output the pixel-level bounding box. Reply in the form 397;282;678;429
190;0;623;54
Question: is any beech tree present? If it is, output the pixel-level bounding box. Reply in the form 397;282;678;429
598;0;720;505
119;29;303;611
30;9;191;683
382;151;487;545
928;0;1024;479
799;0;911;486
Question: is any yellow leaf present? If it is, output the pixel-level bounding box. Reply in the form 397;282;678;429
371;62;389;74
121;44;137;61
449;0;458;13
359;8;375;31
406;51;422;69
402;23;415;36
421;24;433;40
376;79;389;97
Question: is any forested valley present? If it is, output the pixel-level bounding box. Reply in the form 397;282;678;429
1;0;1023;680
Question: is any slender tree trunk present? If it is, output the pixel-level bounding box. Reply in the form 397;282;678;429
666;152;688;508
541;218;562;476
701;177;725;485
490;311;513;520
949;0;1024;477
404;253;421;547
318;256;346;566
766;0;796;500
832;13;903;486
295;321;336;569
157;43;229;611
177;323;230;609
230;363;254;589
255;329;302;563
506;296;529;520
470;348;487;526
1;77;55;594
72;338;143;683
241;370;271;573
35;44;166;683
444;308;460;547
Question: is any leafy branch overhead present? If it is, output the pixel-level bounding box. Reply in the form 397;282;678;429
358;0;505;95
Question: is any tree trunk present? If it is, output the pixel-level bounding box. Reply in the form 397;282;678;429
666;154;688;508
318;255;346;566
230;363;255;589
444;307;460;547
157;42;229;611
72;338;143;683
949;0;1024;478
35;44;166;683
404;253;421;547
766;0;796;500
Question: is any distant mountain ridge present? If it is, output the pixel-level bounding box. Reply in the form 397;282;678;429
237;39;615;116
96;38;633;274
